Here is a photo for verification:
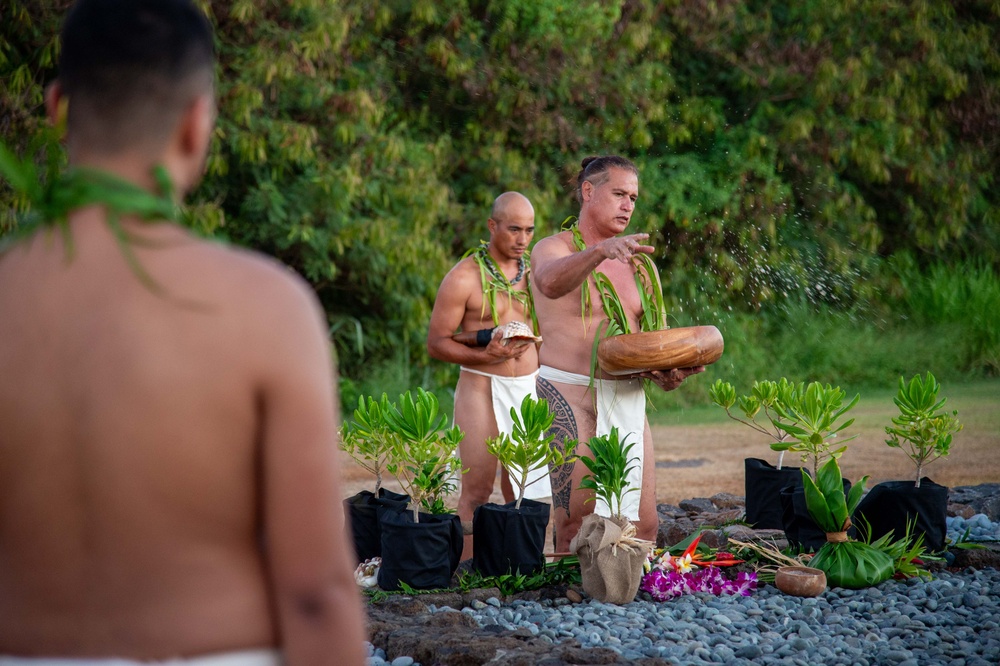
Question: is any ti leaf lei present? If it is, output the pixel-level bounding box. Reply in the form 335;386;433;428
0;138;181;294
562;217;667;336
562;216;669;389
464;240;538;334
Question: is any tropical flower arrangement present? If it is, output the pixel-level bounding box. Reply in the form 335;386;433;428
640;534;757;601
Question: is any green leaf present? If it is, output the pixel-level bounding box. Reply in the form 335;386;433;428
801;468;837;533
810;542;894;589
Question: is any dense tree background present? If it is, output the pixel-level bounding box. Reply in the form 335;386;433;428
3;0;998;400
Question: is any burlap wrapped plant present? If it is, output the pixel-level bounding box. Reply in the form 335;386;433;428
571;428;653;604
572;513;652;604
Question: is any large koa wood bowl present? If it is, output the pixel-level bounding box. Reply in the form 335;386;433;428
597;325;724;376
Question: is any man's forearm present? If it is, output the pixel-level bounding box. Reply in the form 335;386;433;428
428;336;507;366
451;328;494;347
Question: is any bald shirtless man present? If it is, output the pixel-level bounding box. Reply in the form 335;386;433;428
531;156;706;553
427;192;545;559
0;1;365;663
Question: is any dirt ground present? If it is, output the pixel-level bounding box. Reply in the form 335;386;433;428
339;420;1000;508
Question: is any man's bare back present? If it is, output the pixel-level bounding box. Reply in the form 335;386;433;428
0;1;365;661
0;214;344;657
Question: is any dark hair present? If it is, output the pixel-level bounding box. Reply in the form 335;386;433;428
59;0;215;153
575;155;638;203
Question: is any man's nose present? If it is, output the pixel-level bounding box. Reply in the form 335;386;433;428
622;198;634;211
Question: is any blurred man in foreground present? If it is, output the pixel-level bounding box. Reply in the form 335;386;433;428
0;1;366;663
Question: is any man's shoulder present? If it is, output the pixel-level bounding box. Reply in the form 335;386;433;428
183;237;320;315
440;254;482;288
532;231;574;256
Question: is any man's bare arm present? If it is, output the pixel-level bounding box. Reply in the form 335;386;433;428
258;272;367;665
531;233;654;300
426;266;526;365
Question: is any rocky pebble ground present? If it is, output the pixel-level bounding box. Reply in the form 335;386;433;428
363;484;1000;666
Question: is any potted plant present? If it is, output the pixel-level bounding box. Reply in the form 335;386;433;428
801;457;895;588
770;381;860;551
377;388;466;591
475;395;577;577
340;393;409;563
570;427;654;604
855;372;963;552
709;378;807;529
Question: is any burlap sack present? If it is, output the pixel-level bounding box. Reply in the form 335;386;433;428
570;513;653;604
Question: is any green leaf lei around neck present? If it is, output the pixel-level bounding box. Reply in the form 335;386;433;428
464;240;538;334
0;138;181;294
563;217;669;390
563;217;667;336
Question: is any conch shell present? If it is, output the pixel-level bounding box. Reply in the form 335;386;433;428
492;321;542;347
354;557;381;588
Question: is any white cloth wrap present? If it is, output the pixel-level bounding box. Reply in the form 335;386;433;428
0;651;281;666
459;368;550;499
538;365;646;520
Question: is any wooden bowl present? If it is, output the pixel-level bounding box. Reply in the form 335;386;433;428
596;326;724;376
774;566;827;597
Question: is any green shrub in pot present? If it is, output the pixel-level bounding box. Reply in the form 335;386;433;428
855;372;963;553
884;372;962;487
383;387;464;521
474;396;577;577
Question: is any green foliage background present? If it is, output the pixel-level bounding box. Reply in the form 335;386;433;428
3;0;998;406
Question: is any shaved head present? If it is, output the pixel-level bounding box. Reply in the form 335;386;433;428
490;191;534;223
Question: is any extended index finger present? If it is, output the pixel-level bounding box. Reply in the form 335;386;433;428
629;233;655;254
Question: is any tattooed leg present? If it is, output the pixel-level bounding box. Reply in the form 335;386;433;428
538;376;578;550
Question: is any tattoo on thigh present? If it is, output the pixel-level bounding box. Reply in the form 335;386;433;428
538;377;577;516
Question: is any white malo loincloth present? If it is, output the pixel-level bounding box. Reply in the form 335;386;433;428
0;650;282;666
538;365;646;521
460;368;550;499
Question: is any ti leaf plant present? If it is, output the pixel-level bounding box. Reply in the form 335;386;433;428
339;393;396;495
383;388;465;522
802;457;895;589
487;395;578;510
885;372;963;487
709;378;804;469
769;382;860;478
578;427;640;520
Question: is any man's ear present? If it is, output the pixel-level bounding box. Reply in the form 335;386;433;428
178;94;215;161
581;179;594;202
44;81;68;128
487;217;497;235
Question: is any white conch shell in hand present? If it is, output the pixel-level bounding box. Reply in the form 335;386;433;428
492;321;542;346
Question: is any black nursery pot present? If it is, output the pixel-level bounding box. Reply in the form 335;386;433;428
343;488;409;564
855;478;949;553
472;498;550;578
744;458;804;529
377;509;463;591
780;478;853;552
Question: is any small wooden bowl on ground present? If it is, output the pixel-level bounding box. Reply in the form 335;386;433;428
774;566;827;597
597;325;724;376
